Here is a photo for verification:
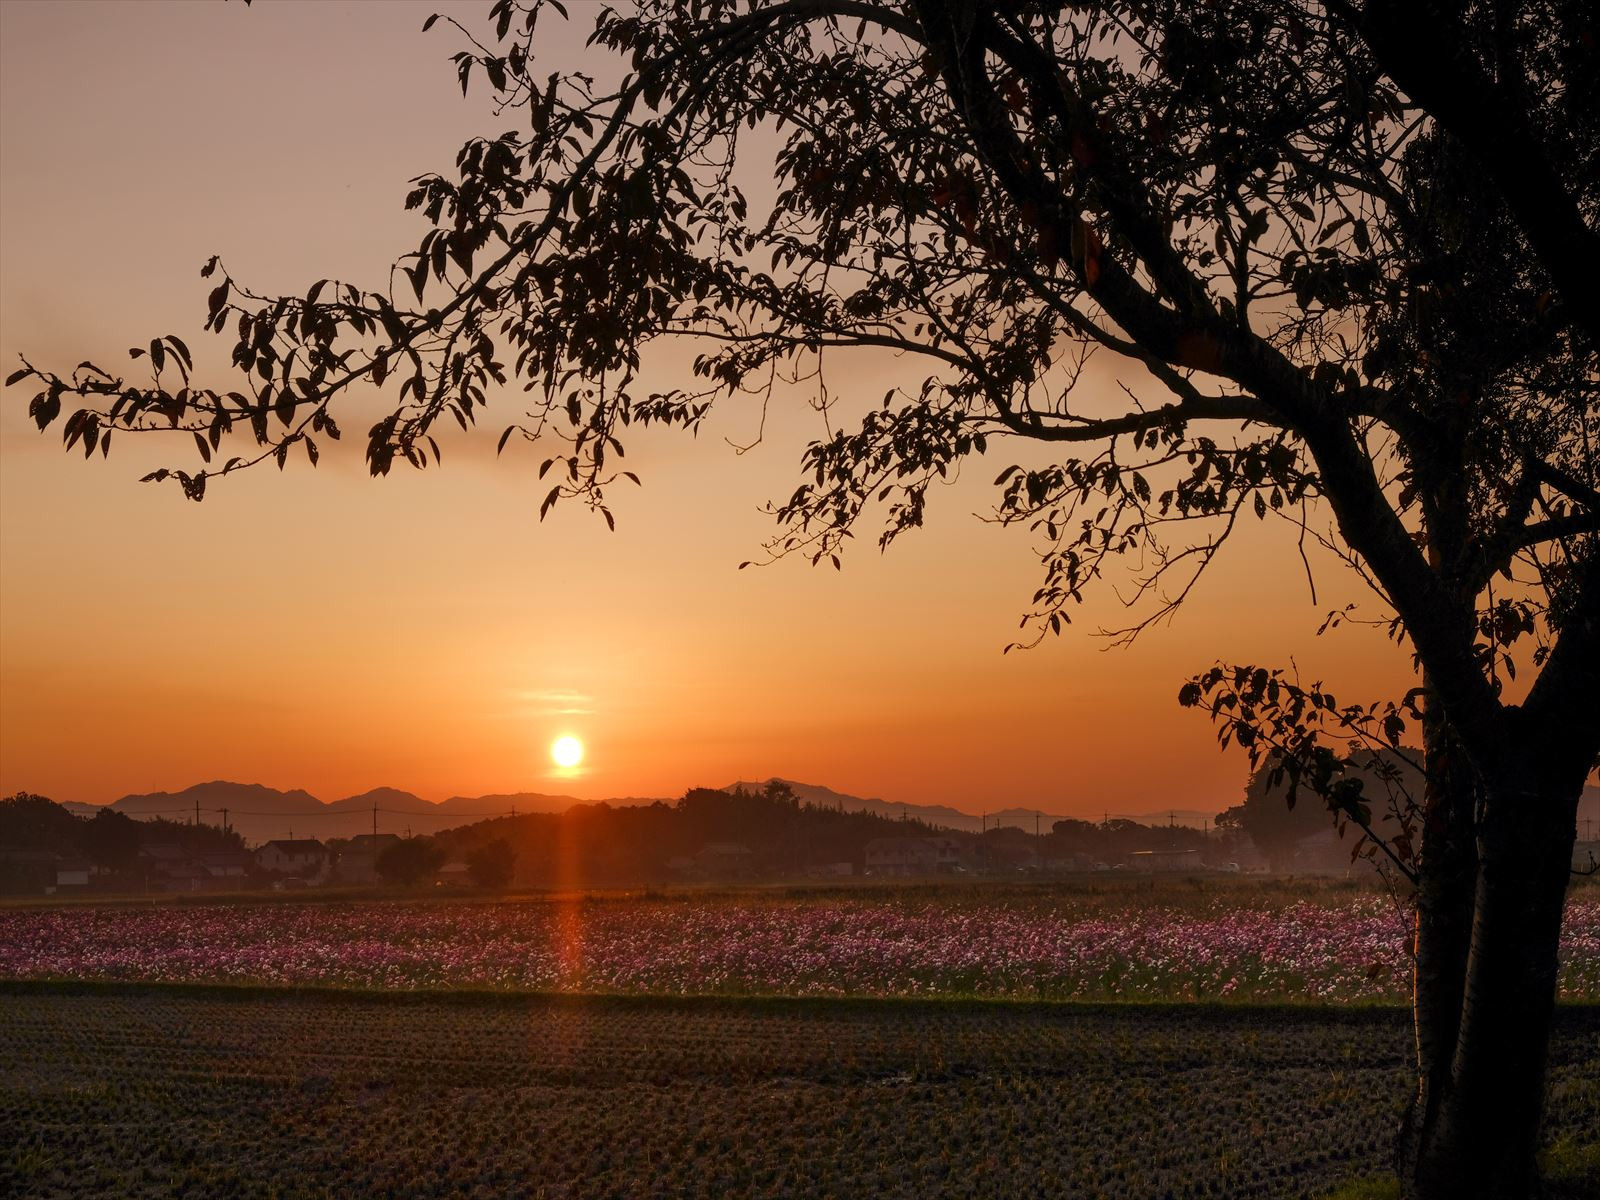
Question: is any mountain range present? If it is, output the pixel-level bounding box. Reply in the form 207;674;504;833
724;778;1227;834
61;781;589;845
54;777;1600;847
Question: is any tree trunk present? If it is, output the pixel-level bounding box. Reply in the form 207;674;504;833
1400;764;1580;1200
1396;701;1478;1186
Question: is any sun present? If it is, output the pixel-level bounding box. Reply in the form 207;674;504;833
550;735;584;769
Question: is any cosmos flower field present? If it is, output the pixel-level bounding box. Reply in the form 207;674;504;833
4;887;1598;1003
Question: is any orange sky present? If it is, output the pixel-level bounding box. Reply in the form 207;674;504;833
0;0;1414;814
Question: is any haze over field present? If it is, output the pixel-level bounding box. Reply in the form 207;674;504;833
49;776;1600;848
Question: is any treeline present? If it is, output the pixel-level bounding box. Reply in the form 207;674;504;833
0;792;248;891
429;782;945;888
4;774;1376;893
1045;818;1214;860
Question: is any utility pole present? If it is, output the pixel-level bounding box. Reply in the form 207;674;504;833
981;812;987;835
221;807;229;835
195;798;200;827
372;802;378;846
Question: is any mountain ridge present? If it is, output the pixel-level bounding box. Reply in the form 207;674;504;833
723;778;1227;833
44;777;1600;846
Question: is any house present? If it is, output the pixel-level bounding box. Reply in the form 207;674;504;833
54;858;91;890
435;860;473;888
0;849;63;895
865;836;967;876
977;839;1039;873
693;842;755;878
152;861;216;893
194;851;252;881
137;843;219;892
333;834;402;884
346;833;403;854
255;839;329;880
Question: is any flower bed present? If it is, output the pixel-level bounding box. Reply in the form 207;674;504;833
3;892;1597;1002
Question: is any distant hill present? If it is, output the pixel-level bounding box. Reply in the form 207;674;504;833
725;779;994;831
110;781;321;824
724;779;1224;833
112;780;322;816
324;787;431;813
101;782;342;845
67;782;662;845
439;792;589;816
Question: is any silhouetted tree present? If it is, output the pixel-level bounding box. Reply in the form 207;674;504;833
466;837;517;889
1222;761;1388;876
77;810;145;877
0;793;80;850
8;4;1597;1195
376;836;446;887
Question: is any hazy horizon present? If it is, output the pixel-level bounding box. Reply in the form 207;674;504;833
51;774;1238;819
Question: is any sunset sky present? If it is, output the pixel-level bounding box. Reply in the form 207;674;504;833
0;0;1417;814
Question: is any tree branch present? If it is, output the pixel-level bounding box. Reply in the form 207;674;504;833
1350;0;1600;351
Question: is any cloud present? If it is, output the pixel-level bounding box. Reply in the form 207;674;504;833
507;688;595;717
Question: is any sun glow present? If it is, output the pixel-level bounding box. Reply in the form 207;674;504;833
550;735;584;769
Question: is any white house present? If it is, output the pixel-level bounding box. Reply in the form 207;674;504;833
54;858;91;889
255;839;329;880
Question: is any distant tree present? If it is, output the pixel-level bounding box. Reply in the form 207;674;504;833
466;837;517;889
1226;771;1339;874
1227;746;1429;874
77;809;143;877
1046;815;1206;863
759;780;800;808
0;793;80;851
376;836;446;887
139;815;250;856
8;4;1597;1195
1048;818;1100;857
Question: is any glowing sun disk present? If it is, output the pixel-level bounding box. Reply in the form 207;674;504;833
551;735;584;769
